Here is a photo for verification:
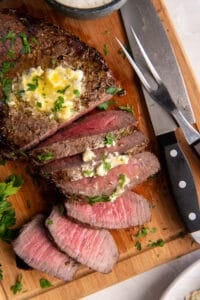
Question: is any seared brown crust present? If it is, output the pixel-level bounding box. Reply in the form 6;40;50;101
0;9;116;153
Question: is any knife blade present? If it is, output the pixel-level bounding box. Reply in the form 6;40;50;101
120;0;200;241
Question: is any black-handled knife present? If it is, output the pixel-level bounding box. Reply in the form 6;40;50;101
158;131;200;234
120;0;200;242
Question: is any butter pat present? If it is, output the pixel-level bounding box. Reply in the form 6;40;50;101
10;65;85;120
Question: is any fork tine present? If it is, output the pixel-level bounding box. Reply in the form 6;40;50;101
130;26;162;84
115;37;152;92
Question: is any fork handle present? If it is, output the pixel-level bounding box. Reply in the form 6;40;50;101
157;131;200;233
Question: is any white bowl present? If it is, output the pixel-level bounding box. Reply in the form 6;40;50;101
45;0;128;19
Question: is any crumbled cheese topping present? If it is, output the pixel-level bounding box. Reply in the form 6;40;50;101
82;152;129;178
82;148;96;162
10;65;85;120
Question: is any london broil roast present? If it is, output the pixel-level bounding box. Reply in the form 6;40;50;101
0;9;160;281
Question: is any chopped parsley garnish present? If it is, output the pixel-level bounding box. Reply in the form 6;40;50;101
39;278;53;289
136;227;149;238
103;44;109;55
0;174;24;243
10;274;23;295
2;77;12;103
36;102;42;108
118;173;126;188
1;61;16;73
106;86;124;95
0;263;3;281
87;194;110;205
52;96;64;112
18;32;31;54
135;241;142;251
27;76;39;91
57;85;70;94
0;174;23;200
46;219;53;225
83;170;93;177
118;104;133;113
136;227;157;238
97;99;115;110
148;239;165;248
37;152;54;162
2;31;16;46
103;161;111;172
104;133;115;146
73;89;80;97
7;49;15;58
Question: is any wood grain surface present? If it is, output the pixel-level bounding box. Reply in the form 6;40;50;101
0;0;199;299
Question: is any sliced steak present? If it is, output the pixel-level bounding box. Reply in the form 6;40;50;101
52;151;160;201
46;207;119;273
13;214;78;281
0;9;116;154
41;130;148;178
65;191;152;229
30;110;137;164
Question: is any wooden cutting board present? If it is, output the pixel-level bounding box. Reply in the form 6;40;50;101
0;0;200;299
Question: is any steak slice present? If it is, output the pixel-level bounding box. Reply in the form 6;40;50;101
13;214;78;281
30;110;137;164
41;129;148;179
52;151;160;201
65;191;152;229
46;207;119;273
0;9;116;153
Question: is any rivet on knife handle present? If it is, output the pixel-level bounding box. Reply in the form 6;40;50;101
158;132;200;233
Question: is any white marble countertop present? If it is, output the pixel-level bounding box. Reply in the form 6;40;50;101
83;1;200;299
164;0;200;84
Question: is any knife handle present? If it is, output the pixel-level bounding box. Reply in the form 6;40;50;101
158;131;200;233
192;140;200;158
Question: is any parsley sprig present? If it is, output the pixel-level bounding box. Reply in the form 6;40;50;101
2;31;16;46
87;194;110;205
37;152;54;162
10;274;23;295
104;133;115;146
148;239;165;248
52;96;64;112
18;33;31;54
39;278;53;288
0;174;23;243
97;99;115;110
27;76;39;91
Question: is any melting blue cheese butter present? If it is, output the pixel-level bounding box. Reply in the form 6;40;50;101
81;151;129;178
10;65;85;120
